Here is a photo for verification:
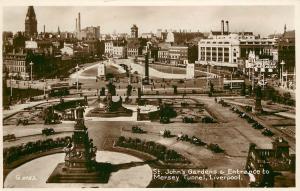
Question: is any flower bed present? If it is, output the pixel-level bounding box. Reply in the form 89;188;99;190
115;136;189;164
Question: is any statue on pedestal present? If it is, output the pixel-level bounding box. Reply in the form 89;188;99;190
47;106;109;183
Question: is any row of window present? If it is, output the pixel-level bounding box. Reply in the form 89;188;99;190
6;66;26;72
201;41;274;45
200;56;229;62
128;52;138;56
4;60;26;66
240;41;274;45
201;41;230;44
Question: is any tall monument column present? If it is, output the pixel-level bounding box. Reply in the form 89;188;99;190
253;85;263;114
144;52;149;84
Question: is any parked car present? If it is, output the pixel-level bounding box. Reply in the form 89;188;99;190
72;82;83;86
262;128;274;136
252;122;264;129
207;143;224;153
42;128;55;136
131;126;146;134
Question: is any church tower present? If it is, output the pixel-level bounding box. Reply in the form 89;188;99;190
25;6;38;38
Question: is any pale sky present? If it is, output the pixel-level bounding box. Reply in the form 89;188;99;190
2;6;295;36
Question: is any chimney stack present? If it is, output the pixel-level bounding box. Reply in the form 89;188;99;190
78;12;81;31
226;21;229;34
43;25;45;34
221;20;224;35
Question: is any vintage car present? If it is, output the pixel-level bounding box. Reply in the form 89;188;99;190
131;126;146;134
42;128;56;136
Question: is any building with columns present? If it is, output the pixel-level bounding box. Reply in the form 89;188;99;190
198;20;277;67
198;33;240;67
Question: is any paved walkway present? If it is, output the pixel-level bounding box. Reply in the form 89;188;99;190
4;151;152;188
70;59;219;80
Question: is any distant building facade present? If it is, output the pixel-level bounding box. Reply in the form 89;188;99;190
131;24;138;38
112;46;126;58
3;50;29;80
127;39;142;58
81;26;100;40
278;29;295;72
169;46;188;65
157;43;188;65
198;20;277;67
104;41;114;56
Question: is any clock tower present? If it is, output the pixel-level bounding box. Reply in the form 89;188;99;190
25;6;37;38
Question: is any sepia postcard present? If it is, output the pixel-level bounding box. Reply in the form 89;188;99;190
1;0;299;189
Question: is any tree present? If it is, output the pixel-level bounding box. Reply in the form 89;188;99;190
159;103;177;123
240;83;246;96
248;85;252;96
100;87;105;96
138;87;142;98
210;81;214;93
106;82;116;96
106;73;114;80
126;84;132;96
172;85;177;94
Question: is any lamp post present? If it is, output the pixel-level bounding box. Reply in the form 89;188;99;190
280;60;285;87
9;73;13;97
206;62;209;89
44;81;48;99
75;64;80;93
29;61;34;83
230;71;233;90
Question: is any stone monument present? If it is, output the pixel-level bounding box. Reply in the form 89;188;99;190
47;106;109;183
253;85;263;114
86;92;133;118
143;52;150;85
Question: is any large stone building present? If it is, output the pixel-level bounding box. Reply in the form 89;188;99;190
104;41;114;56
112;46;126;58
3;50;29;80
104;41;126;58
25;6;38;38
278;28;295;72
198;20;277;67
169;46;188;65
157;43;188;65
81;26;100;40
127;39;142;58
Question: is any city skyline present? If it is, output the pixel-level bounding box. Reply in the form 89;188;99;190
3;6;295;37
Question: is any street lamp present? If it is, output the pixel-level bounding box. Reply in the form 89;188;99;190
29;61;34;83
230;71;233;90
9;73;13;98
206;61;209;89
44;81;48;99
280;60;285;87
75;64;80;93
